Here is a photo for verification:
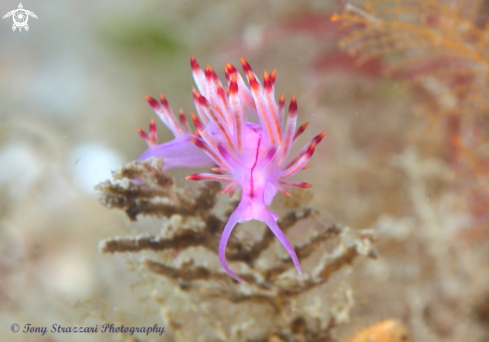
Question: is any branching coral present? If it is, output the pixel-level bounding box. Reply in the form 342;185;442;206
96;159;377;342
95;158;217;221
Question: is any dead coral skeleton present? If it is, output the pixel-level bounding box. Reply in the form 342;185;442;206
96;159;377;342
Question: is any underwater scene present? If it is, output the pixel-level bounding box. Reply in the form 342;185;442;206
1;0;489;341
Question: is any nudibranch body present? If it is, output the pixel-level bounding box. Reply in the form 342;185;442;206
138;56;326;283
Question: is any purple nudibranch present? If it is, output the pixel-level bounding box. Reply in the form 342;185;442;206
137;56;327;283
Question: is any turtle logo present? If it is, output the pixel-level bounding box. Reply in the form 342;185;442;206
3;3;37;32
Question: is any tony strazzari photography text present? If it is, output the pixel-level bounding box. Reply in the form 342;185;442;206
20;323;165;336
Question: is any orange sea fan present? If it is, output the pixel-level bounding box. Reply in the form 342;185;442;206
332;0;489;119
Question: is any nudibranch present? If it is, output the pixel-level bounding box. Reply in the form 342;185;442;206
137;56;326;283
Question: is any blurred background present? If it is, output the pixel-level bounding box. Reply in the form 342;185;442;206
1;0;489;341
